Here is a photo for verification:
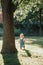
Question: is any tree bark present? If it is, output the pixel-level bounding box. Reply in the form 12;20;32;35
1;0;17;53
39;8;42;36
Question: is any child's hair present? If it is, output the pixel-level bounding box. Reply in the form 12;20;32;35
20;33;24;39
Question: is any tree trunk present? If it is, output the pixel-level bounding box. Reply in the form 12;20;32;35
1;0;17;53
39;8;42;36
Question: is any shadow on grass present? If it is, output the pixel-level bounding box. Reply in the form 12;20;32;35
24;49;31;57
26;40;43;48
2;53;21;65
32;41;43;48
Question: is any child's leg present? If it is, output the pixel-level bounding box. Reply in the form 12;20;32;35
22;45;25;50
20;44;22;49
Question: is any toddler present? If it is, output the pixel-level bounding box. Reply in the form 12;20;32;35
20;33;25;50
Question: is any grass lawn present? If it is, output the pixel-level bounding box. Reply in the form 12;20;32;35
0;36;43;65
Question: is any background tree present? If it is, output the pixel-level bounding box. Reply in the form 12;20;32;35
14;0;43;36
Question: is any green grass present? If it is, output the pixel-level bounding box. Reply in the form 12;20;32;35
0;36;43;65
0;53;20;65
25;36;43;48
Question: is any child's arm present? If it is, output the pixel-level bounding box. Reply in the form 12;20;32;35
24;39;29;44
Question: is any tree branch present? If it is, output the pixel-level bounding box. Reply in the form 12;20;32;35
19;0;23;4
12;0;23;12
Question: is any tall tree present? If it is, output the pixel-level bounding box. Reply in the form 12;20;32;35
1;0;23;53
1;0;17;53
39;0;43;36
